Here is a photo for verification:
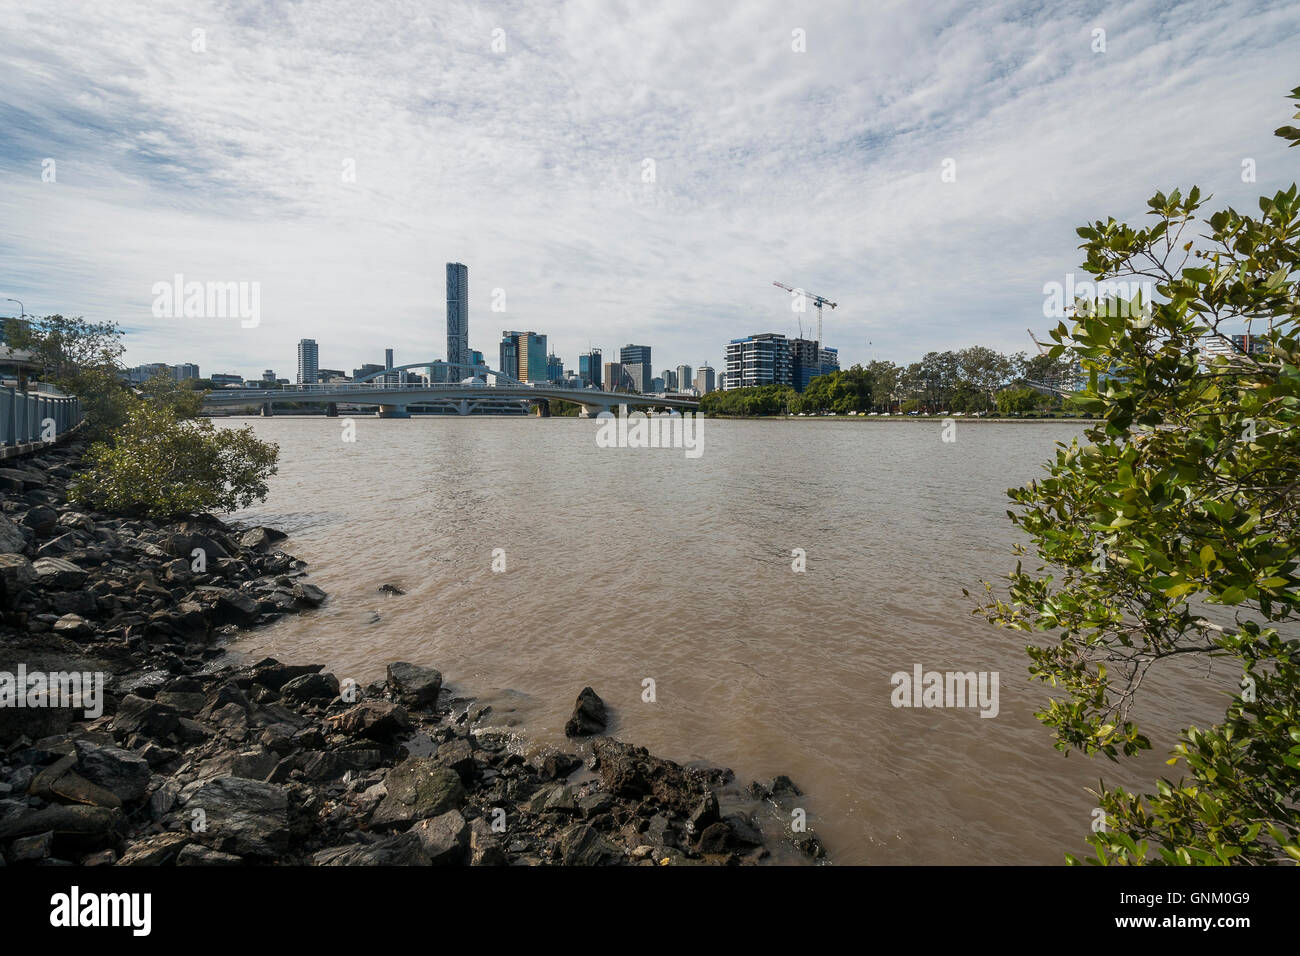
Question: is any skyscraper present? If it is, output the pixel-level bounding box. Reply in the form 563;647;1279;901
676;364;692;392
694;364;716;394
620;344;652;393
446;262;469;372
579;349;602;388
499;331;548;382
297;339;319;385
724;333;791;390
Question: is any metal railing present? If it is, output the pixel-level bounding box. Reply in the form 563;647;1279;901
1;385;83;447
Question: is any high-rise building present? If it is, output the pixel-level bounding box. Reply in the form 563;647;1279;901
1231;333;1268;355
579;349;603;388
353;362;384;381
171;363;199;381
676;365;692;392
261;369;276;383
547;353;564;383
604;361;635;392
499;331;548;382
661;369;677;390
297;339;319;385
651;376;665;393
694;364;716;394
620;345;652;393
725;333;791;390
446;262;470;372
819;346;840;377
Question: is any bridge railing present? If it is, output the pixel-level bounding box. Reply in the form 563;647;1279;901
1;386;84;448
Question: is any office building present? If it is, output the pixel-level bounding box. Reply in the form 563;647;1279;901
547;353;564;383
211;372;244;386
316;368;346;382
579;350;603;388
620;344;653;393
725;333;792;390
604;362;636;392
676;365;692;392
499;331;548;382
261;369;276;383
819;346;840;376
171;363;199;381
353;362;384;381
297;339;319;385
446;262;470;372
1231;333;1269;355
694;364;716;394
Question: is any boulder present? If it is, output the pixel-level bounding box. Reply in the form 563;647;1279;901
0;804;124;853
369;758;466;829
52;613;94;640
327;701;411;740
564;686;607;737
32;557;88;589
410;809;469;865
73;741;151;803
0;514;27;554
279;672;340;703
291;582;327;607
313;833;430;866
176;844;244;865
117;832;189;866
0;553;36;606
179;776;289;858
560;822;624;866
21;505;58;535
385;662;442;708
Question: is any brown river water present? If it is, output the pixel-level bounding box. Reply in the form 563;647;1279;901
223;416;1234;865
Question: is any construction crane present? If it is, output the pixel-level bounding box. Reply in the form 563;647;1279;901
773;281;837;345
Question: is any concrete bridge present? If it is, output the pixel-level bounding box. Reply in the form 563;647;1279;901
202;361;700;418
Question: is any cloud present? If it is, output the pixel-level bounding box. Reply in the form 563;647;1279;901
0;0;1296;378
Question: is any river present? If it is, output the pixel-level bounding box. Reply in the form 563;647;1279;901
225;415;1233;865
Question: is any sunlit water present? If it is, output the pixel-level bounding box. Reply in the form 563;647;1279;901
225;415;1234;865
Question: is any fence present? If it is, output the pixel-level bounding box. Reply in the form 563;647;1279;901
1;385;83;449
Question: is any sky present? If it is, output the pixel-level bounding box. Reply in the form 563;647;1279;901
1;0;1297;381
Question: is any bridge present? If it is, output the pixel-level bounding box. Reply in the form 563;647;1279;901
201;361;700;418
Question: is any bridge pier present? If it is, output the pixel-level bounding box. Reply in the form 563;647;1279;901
377;404;410;419
534;400;550;418
325;403;338;417
260;402;274;417
578;404;604;418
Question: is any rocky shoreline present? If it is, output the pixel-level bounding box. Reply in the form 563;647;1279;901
0;439;825;866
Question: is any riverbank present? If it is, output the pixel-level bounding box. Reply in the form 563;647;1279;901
0;440;822;866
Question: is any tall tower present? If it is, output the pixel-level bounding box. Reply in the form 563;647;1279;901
446;262;469;376
297;338;319;385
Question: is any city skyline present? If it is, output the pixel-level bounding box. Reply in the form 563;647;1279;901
1;2;1296;382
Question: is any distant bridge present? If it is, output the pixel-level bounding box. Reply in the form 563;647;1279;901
202;361;700;417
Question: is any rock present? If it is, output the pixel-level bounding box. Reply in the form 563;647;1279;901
468;819;507;866
117;832;189;866
239;528;273;552
179;776;289;858
279;672;340;704
688;792;720;833
377;583;405;595
73;741;151;803
722;813;764;847
207;588;259;626
0;804;124;852
411;809;469;865
770;774;803;798
21;505;58;535
244;659;323;691
560;822;624;866
432;737;477;783
176;844;244;865
230;748;279;781
51;613;94;640
30;755;123;809
591;738;721;815
564;686;607;737
11;830;54;862
369;758;466;829
0;514;27;554
31;557;88;589
385;662;442;708
313;833;430;866
113;695;181;740
0;553;36;605
327;701;411;740
292;582;327;607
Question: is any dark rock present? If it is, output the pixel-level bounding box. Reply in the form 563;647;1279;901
21;505;58;535
370;758;466;829
564;686;607;737
292;582;327;607
432;737;478;783
386;662;442;708
244;659;323;692
31;557;88;589
11;830;54;862
560;822;624;866
313;832;430;866
688;791;720;833
179;776;289;858
468;818;507;866
327;701;411;740
113;695;181;740
411;809;469;864
279;672;340;704
51;614;94;640
0;804;124;852
176;844;244;865
377;583;405;595
73;740;151;803
0;514;27;554
118;832;189;865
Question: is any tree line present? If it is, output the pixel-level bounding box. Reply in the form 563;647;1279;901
699;347;1081;417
